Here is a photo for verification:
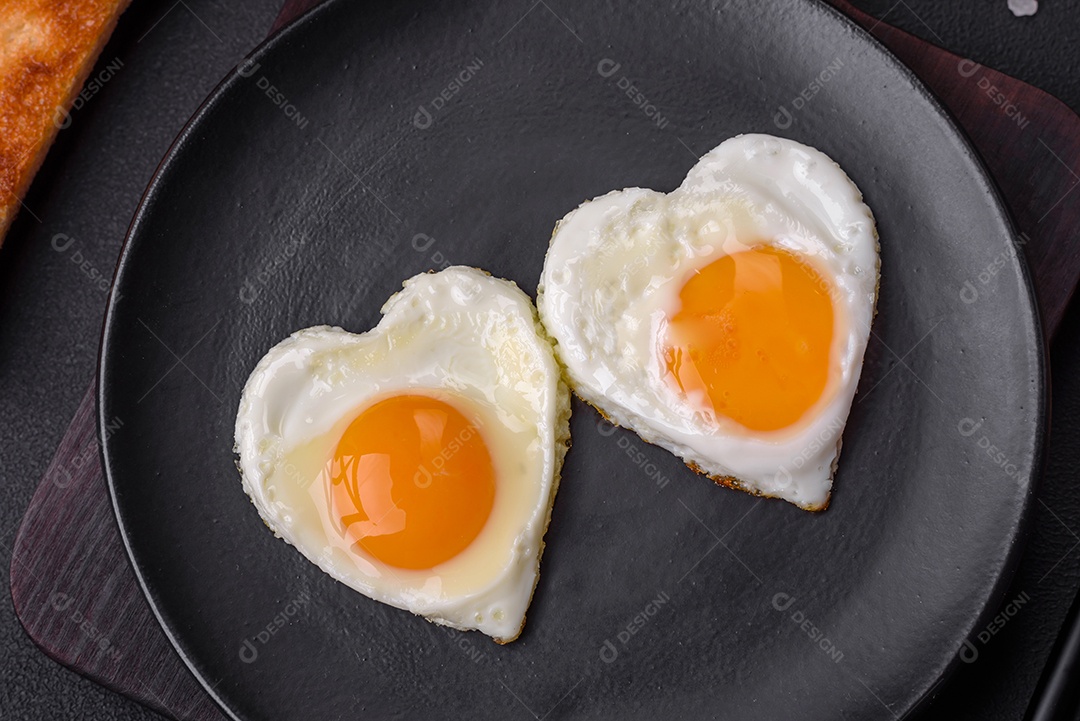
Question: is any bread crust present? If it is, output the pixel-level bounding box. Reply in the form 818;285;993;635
0;0;131;240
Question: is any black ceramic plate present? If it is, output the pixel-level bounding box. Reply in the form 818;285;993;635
100;1;1046;719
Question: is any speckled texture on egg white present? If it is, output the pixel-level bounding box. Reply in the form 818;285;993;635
235;267;571;642
538;134;880;510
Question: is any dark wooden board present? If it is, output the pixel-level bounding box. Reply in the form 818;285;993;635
9;1;1080;719
832;0;1080;337
9;385;224;721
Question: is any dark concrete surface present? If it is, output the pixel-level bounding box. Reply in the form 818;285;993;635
1;1;1078;719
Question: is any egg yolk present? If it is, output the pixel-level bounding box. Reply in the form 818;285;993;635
664;245;835;432
326;394;495;570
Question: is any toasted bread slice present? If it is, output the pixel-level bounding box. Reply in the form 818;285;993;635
0;0;131;242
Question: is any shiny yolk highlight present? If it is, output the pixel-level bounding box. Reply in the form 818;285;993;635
326;394;495;570
664;246;835;432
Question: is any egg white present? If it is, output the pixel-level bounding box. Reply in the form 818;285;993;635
235;267;571;642
537;134;879;510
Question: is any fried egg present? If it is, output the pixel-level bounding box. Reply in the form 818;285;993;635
235;267;571;642
537;134;879;510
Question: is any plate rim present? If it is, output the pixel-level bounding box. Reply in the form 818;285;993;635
97;1;1049;718
807;3;1049;716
